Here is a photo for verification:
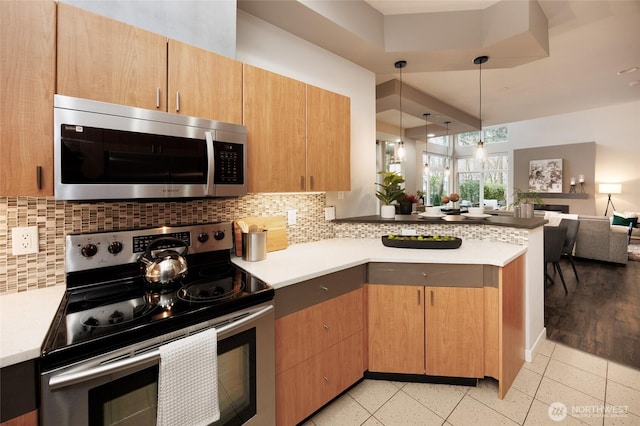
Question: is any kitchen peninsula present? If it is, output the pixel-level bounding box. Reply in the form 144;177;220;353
233;214;545;425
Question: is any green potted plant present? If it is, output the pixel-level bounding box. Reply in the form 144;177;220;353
511;188;544;218
375;171;405;218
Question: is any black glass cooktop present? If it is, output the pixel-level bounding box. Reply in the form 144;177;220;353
41;259;273;371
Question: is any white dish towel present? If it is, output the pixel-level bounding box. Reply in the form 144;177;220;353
157;327;220;426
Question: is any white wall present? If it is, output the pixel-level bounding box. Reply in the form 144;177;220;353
61;0;237;58
508;100;640;214
236;11;377;218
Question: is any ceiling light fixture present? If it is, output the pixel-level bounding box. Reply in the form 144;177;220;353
474;55;488;161
395;60;407;161
423;112;430;175
618;66;639;75
444;120;451;176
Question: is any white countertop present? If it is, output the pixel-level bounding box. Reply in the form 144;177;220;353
0;285;65;368
232;237;527;289
0;238;525;368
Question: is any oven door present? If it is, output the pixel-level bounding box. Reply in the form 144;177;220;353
40;302;275;426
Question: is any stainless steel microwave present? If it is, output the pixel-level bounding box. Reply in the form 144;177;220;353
54;95;247;201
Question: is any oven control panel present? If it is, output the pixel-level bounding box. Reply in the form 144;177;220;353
65;222;233;273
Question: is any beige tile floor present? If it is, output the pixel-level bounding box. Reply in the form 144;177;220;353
302;340;640;426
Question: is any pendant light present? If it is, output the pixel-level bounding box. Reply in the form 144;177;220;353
423;112;430;175
474;56;489;161
395;60;407;161
444;120;451;176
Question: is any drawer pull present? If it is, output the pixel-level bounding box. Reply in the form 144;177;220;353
422;272;428;278
320;285;329;292
322;376;329;382
322;323;329;330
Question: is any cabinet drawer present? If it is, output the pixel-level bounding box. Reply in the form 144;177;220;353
276;331;364;426
275;265;365;318
368;263;483;287
275;289;363;374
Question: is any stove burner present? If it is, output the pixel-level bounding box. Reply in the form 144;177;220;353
108;310;124;324
178;276;244;303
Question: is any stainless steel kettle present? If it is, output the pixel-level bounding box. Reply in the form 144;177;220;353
139;237;188;287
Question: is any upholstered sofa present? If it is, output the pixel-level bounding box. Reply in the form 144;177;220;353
610;211;640;242
574;215;628;264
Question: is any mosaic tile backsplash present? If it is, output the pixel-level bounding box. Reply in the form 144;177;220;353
1;194;528;294
0;193;331;294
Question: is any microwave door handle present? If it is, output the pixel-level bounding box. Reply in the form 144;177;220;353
205;131;215;196
48;304;273;390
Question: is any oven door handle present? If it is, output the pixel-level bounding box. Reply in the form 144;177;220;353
48;304;273;390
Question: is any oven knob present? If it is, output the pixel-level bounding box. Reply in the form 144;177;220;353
213;231;225;240
197;232;209;243
81;243;98;257
108;241;123;254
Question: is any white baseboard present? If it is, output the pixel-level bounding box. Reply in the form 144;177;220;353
525;327;547;362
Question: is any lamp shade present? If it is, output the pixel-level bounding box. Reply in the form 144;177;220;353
598;183;622;194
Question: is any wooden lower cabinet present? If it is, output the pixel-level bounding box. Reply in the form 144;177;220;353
276;332;363;426
275;288;364;425
0;410;38;426
425;287;484;377
367;284;424;374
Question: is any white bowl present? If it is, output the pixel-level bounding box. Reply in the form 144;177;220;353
424;206;441;216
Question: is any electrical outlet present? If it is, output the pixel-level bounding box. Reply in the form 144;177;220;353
338;191;345;200
12;226;39;255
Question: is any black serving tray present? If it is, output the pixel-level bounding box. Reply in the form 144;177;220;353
381;235;462;249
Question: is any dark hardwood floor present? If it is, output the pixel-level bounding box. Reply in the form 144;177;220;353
545;247;640;370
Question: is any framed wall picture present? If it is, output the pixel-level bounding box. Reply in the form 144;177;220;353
528;158;563;193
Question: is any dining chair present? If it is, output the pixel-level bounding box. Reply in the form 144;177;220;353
545;225;568;294
559;218;580;282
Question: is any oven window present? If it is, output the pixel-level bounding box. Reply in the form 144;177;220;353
87;328;256;426
216;328;257;425
89;365;158;426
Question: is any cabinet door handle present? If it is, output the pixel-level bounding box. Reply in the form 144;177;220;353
175;91;180;112
36;166;42;190
156;88;161;108
322;376;329;382
300;176;305;190
310;175;314;190
418;289;421;305
320;285;328;292
430;290;434;306
322;323;329;330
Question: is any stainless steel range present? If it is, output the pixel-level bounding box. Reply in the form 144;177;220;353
40;222;275;425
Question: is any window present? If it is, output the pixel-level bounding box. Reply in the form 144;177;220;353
428;135;448;146
457;154;508;208
422;153;449;206
457;126;508;147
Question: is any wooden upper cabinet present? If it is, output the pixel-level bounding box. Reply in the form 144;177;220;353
167;40;242;123
306;85;351;191
56;3;167;110
0;0;56;196
243;64;306;193
425;286;484;378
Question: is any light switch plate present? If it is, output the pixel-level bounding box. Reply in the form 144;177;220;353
12;226;39;255
287;209;297;225
324;206;336;221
